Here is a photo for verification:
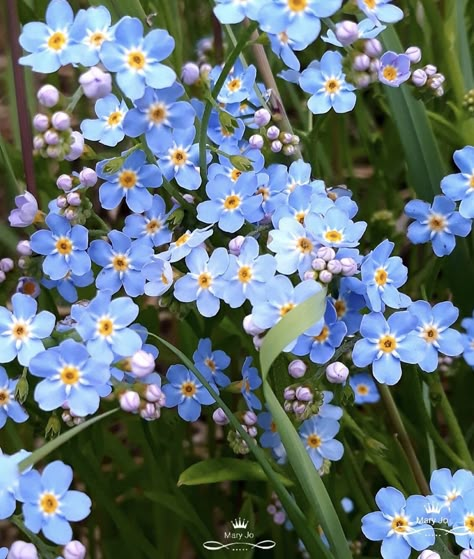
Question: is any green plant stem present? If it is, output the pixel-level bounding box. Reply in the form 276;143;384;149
11;516;57;559
66;87;83;112
429;375;474;470
378;384;430;495
199;21;259;183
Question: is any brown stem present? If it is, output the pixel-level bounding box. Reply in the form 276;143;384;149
6;0;37;198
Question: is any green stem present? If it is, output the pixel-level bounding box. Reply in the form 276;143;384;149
88;212;110;232
66;86;83;113
11;516;57;559
199;21;259;183
378;384;430;495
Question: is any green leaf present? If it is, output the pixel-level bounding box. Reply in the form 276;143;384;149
178;458;293;487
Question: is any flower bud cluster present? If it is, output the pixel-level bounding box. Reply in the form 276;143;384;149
411;63;446;97
0;258;14;284
119;383;166;421
249;109;299;156
463;88;474;116
309;247;357;284
283;385;322;421
266;492;287;526
227;422;257;455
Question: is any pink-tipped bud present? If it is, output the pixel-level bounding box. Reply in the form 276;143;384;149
460;550;474;559
418;551;440;559
181;62;200;85
37;84;60;108
273;511;286;525
288;359;307;379
292;400;306;415
312;257;326;271
130;350;155;378
57;174;73;191
228;235;245;256
295;386;313;402
254;108;271;127
355;73;371;88
316;246;336;261
44;129;60;145
340;257;358;276
145;384;164;404
243;315;265;336
271;140;282;153
64;208;76;221
79;167;97;187
281;132;293;144
267;504;277;515
200;63;212;77
66;192;81;207
303;270;316;281
283;387;296;401
119;391;141;413
412;69;428;87
405;46;422;64
79;67;112;99
17;240;31;256
335;20;359;46
56;195;68;209
353;54;371;72
249;134;264;149
213;407;229;425
0;270;5;283
140;403;159;420
327;259;342;274
326;362;349;384
63;540;87;559
319;270;333;284
424;64;437;76
33;114;49;132
0;258;14;273
364;38;382;58
8;541;38;559
266;125;280;140
283;144;296;156
51;111;71;131
33;135;45;150
243;410;258;426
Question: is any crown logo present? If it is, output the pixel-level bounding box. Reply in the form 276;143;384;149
424;502;443;515
231;517;249;530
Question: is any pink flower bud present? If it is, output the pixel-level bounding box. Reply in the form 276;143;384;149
353;54;371;72
327;259;342;274
33;135;45;150
63;540;87;559
181;62;200;85
18;257;27;269
267;504;277;515
326;362;349;384
79;167;97;187
79;67;112;99
67;192;81;207
335;20;359;46
273;511;286;525
295;386;313;402
418;551;440;559
228;235;245;256
51;111;71;131
283;387;296;401
0;258;14;273
65;131;85;161
145;384;164;404
412;69;428;87
355;73;371;88
292;400;306;415
288;359;307;379
213;407;229;425
119;391;140;413
8;541;38;559
312;257;326;271
249;134;264;149
283;144;296;156
0;270;5;283
64;208;76;221
33;114;49;132
44;130;59;145
303;271;316;281
243;410;257;426
281;132;293;144
254;108;271;127
424;64;437;76
56;195;68;209
319;270;333;284
140;403;159;420
461;550;474;559
405;46;422;64
340;257;358;276
271;140;282;153
253;334;264;349
316;246;336;261
130;350;155;378
243;315;265;336
200;63;212;77
57;174;73;191
37;84;60;108
17;240;31;256
266;125;280;140
247;426;257;438
364;38;382;58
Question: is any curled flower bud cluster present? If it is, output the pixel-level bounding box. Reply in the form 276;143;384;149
227;422;257;455
119;383;166;421
283;385;320;421
462;88;474;115
266;492;287;526
411;63;446;97
310;247;357;284
249;110;300;156
0;258;14;284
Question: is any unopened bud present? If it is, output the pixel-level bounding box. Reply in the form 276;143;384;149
364;38;382;58
130;350;155;378
319;270;333;283
0;270;5;283
140;403;159;420
418;551;440;559
17;240;31;257
181;62;200;85
79;67;112;99
7;540;38;559
292;400;306;415
79;167;97;187
316;246;336;261
405;46;422;63
243;315;265;336
213;407;229;425
66;192;81;207
120;391;141;413
253;334;264;349
0;258;14;273
312;257;326;271
335;20;359;46
57;195;68;209
57;174;73;191
267;125;280;140
33;135;45;150
63;540;87;559
353;54;370;72
340;257;358;276
460;551;474;559
412;69;427;87
254;108;271;127
249;134;264;149
51;111;71;131
283;387;296;401
145;384;164;404
424;64;437;76
65;131;84;161
44;129;59;145
243;410;257;426
37;84;60;108
33;114;49;132
271;140;282;153
326;362;349;384
288;359;307;379
295;386;313;402
327;259;342;274
228;235;245;256
303;270;316;280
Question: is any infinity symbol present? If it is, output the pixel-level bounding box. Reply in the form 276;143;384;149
203;540;276;551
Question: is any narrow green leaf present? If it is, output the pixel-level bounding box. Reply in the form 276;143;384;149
178;458;293;487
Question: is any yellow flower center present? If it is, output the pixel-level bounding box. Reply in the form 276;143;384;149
279;31;289;44
107;111;124;127
375;268;388;286
181;381;197;397
161;273;169;285
378;334;397;353
127;50;146;70
0;389;10;406
230;168;242;182
21;281;38;296
313;325;329;343
119;170;137;189
205;358;216;372
60;365;80;385
469;175;474;188
197;272;212;290
47;31;67;51
356;384;369;396
175;233;190;246
11;321;29;341
383;66;398;82
364;0;376;8
97;317;114;337
112;254;129;272
324;230;343;243
270;421;278;433
325;79;341;95
288;0;308;12
146;219;161;234
257;186;270;200
227;78;242;92
40;493;59;515
307;434;321;448
465;515;474;532
238;265;252;283
335;300;346;318
148;104;167;124
422;325;439;343
295;211;306;224
297;237;313;254
391;516;408;534
280;302;295;316
428;214;446;232
89;31;106;47
171;148;188;166
224;194;241;210
56;237;73;255
447;490;460;502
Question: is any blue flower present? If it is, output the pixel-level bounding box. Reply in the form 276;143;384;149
29;339;111;416
318;390;343;420
99;17;176;100
322;18;385;46
352;311;426;385
207;109;245;146
174;247;229;318
0;367;28;429
251;276;322;331
357;0;404;25
269;31;309;71
299;416;344;470
30;214;91;281
163;364;217;422
89;230;153;297
163;227;213;263
441;146;474;219
405;195;472;257
197;173;263;233
430;468;474;510
213;0;262;24
378;52;411;87
257;165;288;216
451;489;474;549
268;217;316;275
300;51;356;114
0;293;55;366
210;61;257;104
223;236;277;307
240;357;262;410
293;300;347;364
97;150;162;213
71;291;142;364
208;140;264;180
81;94;128;147
193;338;231;388
408;300;464;373
67;5;113;66
461;313;474;367
306;206;367;248
258;410;281;448
332;277;365;335
272;183;315;226
349;372;380;404
0;453;19;519
8;192;40;228
143;257;174;297
123;194;173;247
123;84;195;151
42;270;94;304
155;127;203;190
362;487;435;559
19;0;75;73
258;0;343;44
19;461;91;545
360;239;411;312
